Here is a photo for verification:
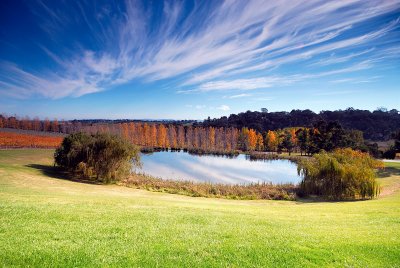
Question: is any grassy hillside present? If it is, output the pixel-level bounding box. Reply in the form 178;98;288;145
1;149;399;267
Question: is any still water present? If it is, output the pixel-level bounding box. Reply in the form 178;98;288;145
136;151;302;185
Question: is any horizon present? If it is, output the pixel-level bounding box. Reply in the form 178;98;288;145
0;1;399;120
1;106;398;122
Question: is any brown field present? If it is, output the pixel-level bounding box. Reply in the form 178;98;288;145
0;131;63;148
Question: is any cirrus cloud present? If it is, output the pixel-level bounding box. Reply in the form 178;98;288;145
0;0;399;99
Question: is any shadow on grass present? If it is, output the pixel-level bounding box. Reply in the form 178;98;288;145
294;197;372;204
378;167;400;178
25;164;102;185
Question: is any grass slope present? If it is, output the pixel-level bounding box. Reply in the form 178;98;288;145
1;149;400;267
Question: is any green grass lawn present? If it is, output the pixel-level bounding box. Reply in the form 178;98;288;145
1;149;400;267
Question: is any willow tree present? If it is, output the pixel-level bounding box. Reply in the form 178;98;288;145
55;132;140;183
297;148;384;200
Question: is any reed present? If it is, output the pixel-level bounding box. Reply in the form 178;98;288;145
123;173;297;200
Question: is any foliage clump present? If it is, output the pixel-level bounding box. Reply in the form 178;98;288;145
55;132;140;183
297;148;384;200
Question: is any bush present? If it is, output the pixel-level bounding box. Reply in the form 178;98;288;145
55;132;140;183
297;148;384;200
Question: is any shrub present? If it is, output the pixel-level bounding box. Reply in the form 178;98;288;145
297;148;384;200
55;132;140;183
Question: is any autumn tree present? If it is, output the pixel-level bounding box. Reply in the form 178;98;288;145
142;123;150;146
168;125;177;148
256;133;264;151
121;123;129;141
43;118;51;132
128;122;136;144
208;127;215;151
265;130;278;152
51;119;59;132
186;126;193;149
150;124;157;147
193;127;200;149
33;117;41;131
157;124;167;148
248;129;258;151
177;125;185;148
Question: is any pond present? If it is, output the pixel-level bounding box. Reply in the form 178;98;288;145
135;151;302;185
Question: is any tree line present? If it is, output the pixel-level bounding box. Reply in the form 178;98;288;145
59;121;372;156
200;107;400;141
1;113;396;157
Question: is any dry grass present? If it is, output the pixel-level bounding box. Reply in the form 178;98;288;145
123;173;297;200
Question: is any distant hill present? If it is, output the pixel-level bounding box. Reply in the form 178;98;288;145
199;108;400;141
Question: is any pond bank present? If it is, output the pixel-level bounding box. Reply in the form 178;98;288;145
122;173;297;200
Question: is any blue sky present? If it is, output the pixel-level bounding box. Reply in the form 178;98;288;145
0;0;399;120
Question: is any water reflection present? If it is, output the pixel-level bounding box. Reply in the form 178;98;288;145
136;151;301;185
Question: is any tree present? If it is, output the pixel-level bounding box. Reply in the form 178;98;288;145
309;120;347;153
150;124;157;147
208;127;215;150
280;132;295;155
128;122;136;144
394;130;400;153
44;118;51;132
297;148;383;200
193;127;200;149
168;125;177;148
54;132;140;183
238;127;250;151
256;133;264;151
33;117;41;131
186;126;193;149
143;123;150;146
0;115;4;128
265;130;278;152
296;128;310;155
248;129;258;151
177;125;185;148
157;124;167;148
51;119;59;132
7;116;17;129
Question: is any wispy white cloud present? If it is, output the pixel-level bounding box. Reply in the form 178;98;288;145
224;93;252;99
188;58;380;92
217;105;230;111
0;0;399;98
195;76;300;92
311;48;375;66
329;75;381;84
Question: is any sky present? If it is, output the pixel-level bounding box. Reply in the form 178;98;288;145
0;0;399;120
